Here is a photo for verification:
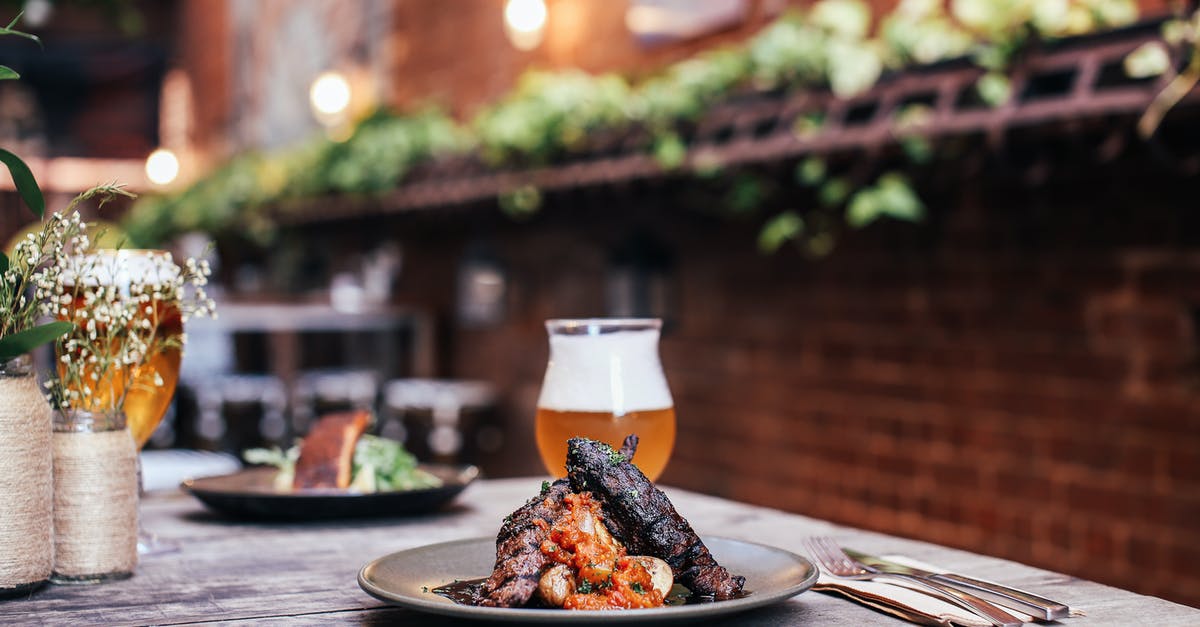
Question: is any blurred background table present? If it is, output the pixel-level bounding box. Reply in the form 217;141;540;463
166;301;444;452
5;479;1197;625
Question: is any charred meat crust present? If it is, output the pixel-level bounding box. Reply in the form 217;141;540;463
566;436;746;600
478;479;572;607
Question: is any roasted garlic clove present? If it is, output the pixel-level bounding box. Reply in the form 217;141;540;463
537;563;576;607
629;556;673;597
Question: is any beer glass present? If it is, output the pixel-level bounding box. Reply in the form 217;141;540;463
62;250;182;449
535;318;675;480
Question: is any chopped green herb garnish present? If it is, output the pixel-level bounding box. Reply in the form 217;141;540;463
631;582;645;594
421;586;429;593
578;580;593;594
600;442;624;465
540;480;551;494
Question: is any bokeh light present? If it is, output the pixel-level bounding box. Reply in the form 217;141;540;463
309;71;352;118
145;148;180;186
504;0;547;50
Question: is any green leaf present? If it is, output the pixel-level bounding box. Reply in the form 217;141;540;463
874;173;924;222
652;133;687;170
0;148;44;217
1161;19;1188;46
498;184;542;218
0;65;18;80
819;178;849;207
900;135;933;164
792;113;825;139
758;211;804;253
811;0;872;40
1124;42;1170;79
0;12;42;48
0;321;73;361
804;231;836;258
976;72;1012;108
726;176;764;214
796;157;826;186
846;188;882;228
0;250;7;274
846;173;924;228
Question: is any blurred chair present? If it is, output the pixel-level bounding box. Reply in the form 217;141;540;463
290;368;381;434
382;379;498;463
177;318;289;450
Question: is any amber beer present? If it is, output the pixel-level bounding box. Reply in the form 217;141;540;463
534;319;675;480
123;297;182;448
63;250;183;448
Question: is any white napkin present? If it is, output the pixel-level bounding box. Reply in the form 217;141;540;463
813;555;1058;626
140;449;241;492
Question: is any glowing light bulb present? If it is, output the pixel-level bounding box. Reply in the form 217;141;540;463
504;0;547;50
145;148;180;186
309;71;351;118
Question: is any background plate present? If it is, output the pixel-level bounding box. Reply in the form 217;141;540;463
182;465;478;520
358;536;817;623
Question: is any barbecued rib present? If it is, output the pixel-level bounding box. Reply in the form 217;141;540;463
477;479;572;607
292;410;371;489
566;435;746;600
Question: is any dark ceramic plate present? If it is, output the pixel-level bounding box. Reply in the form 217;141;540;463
358;536;818;623
182;465;478;520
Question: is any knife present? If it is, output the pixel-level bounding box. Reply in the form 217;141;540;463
843;548;1070;621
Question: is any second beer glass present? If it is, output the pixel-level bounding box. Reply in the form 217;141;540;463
535;318;675;480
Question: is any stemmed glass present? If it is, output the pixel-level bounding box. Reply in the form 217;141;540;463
534;318;676;480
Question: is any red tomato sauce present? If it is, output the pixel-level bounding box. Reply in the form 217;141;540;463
538;492;665;609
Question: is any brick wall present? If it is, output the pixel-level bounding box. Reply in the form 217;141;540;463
335;152;1200;607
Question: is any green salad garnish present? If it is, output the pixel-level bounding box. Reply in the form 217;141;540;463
243;435;442;493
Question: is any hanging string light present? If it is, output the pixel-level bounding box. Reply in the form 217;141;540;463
504;0;547;50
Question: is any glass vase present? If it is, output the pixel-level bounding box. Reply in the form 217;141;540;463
50;409;139;584
0;354;54;597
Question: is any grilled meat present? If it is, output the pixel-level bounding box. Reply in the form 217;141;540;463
566;435;746;600
478;479;572;607
292;410;371;489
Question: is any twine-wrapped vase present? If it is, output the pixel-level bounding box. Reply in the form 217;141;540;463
50;409;138;584
0;354;54;597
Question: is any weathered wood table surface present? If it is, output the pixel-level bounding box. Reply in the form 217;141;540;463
5;478;1197;625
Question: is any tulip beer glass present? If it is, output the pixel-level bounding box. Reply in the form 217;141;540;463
535;318;675;480
62;250;183;449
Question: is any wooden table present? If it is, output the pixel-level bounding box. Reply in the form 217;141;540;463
5;478;1197;625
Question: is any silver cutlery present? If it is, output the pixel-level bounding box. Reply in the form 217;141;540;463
805;537;1024;627
843;548;1069;621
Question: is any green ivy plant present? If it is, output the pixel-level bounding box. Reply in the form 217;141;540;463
124;0;1141;257
1123;6;1200;137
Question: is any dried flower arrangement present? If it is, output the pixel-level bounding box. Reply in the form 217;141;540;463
44;242;216;415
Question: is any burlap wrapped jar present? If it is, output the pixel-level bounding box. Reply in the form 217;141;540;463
0;354;53;597
50;409;138;583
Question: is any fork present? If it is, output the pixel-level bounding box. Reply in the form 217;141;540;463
805;537;1024;627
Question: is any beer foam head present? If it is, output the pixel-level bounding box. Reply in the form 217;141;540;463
64;249;179;287
537;323;673;414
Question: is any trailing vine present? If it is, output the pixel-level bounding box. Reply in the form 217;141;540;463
123;0;1146;255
